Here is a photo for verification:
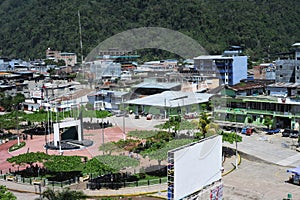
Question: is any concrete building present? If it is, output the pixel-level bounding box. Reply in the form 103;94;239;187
212;83;300;130
87;90;130;111
125;91;213;117
46;48;77;66
275;43;300;83
252;63;276;80
194;49;247;86
212;44;300;130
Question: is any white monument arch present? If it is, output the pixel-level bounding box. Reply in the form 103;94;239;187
53;119;83;147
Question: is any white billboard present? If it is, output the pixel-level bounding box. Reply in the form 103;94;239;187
168;135;223;200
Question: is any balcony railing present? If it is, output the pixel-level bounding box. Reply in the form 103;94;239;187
214;107;299;118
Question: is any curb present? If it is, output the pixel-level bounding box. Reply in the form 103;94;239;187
222;153;241;177
85;189;168;199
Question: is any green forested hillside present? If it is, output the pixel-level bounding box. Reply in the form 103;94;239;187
0;0;299;61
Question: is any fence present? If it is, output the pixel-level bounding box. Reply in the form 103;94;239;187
47;177;78;188
0;173;78;188
0;170;167;190
86;177;167;190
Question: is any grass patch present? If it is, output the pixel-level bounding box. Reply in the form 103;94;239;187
9;141;26;152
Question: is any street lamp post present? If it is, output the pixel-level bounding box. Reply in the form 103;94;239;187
235;129;238;169
168;101;171;134
47;105;50;144
234;112;238;169
122;97;126;140
16;104;20;146
102;117;104;144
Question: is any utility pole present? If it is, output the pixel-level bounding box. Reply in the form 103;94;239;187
78;10;84;69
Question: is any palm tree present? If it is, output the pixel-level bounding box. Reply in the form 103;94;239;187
196;112;219;139
37;188;87;200
197;112;211;139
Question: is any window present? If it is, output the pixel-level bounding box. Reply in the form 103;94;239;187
280;65;283;69
297;66;300;70
280;75;283;78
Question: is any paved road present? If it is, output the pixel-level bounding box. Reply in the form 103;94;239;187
223;131;300;199
224;131;300;167
222;158;300;200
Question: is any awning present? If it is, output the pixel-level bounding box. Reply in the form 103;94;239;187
287;166;300;175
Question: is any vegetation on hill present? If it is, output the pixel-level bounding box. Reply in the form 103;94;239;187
0;0;299;62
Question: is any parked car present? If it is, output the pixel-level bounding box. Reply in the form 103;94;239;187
289;130;299;138
245;128;254;136
115;111;129;117
134;114;140;119
146;114;152;120
241;127;253;135
265;128;280;135
282;129;292;137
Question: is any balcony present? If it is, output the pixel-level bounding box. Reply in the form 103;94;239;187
214;107;299;118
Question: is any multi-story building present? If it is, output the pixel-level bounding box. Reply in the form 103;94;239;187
194;48;247;86
46;48;77;66
211;43;300;130
87;90;130;111
275;43;300;83
212;82;300;130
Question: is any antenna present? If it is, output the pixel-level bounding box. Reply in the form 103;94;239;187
78;10;84;65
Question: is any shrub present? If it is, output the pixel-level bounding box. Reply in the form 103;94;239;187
9;141;26;152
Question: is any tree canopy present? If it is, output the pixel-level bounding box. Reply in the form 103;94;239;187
82;157;113;175
221;131;242;144
94;155;139;172
43;155;84;173
38;188;86;200
140;138;194;163
0;93;25;112
0;185;16;200
0;0;299;62
7;152;50;166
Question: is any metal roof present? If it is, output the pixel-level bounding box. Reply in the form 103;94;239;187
125;91;213;108
267;82;300;88
193;55;233;60
132;81;180;89
292;43;300;47
88;90;129;97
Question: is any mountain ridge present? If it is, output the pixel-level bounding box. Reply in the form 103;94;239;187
0;0;299;61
